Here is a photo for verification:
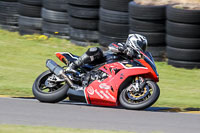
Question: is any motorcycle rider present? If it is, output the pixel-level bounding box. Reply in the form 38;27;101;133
67;34;148;72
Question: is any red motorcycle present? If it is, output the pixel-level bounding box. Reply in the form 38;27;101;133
33;49;160;110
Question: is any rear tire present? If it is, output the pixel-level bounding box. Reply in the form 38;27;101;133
32;70;69;103
119;81;160;110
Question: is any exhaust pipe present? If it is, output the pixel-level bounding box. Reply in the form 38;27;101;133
46;59;74;88
46;59;64;76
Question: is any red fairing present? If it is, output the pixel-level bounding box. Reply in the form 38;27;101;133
137;59;159;82
84;62;156;107
139;51;159;82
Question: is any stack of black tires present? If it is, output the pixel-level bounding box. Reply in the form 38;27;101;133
166;5;200;68
18;0;42;35
68;0;99;46
129;1;166;61
42;0;69;39
0;0;19;31
99;0;130;47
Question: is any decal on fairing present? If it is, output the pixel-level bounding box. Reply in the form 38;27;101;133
100;90;110;99
87;86;94;95
120;73;124;79
99;83;110;90
106;90;115;100
120;63;147;70
125;64;133;67
95;89;104;99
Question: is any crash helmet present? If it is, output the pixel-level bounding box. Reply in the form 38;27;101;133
125;34;148;51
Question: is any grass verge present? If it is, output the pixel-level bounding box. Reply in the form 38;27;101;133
0;125;135;133
0;30;94;96
0;29;200;108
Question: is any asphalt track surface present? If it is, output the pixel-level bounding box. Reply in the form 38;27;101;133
0;97;199;133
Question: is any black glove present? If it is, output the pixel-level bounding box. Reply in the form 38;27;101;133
126;47;135;58
123;47;142;59
118;46;126;52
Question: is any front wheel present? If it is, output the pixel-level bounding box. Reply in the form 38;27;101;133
32;70;69;103
119;81;160;110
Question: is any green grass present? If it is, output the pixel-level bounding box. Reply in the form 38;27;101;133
155;62;200;108
0;29;200;108
0;30;94;96
0;125;135;133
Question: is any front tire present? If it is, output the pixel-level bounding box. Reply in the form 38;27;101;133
119;81;160;110
32;70;69;103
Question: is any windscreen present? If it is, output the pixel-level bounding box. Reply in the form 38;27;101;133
143;52;159;77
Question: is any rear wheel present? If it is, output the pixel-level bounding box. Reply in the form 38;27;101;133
119;80;160;110
32;70;69;103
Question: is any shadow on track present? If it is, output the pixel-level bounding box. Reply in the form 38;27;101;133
12;97;200;113
60;100;200;113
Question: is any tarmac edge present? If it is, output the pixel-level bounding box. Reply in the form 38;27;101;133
0;95;199;114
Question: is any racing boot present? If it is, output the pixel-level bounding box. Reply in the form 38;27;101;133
67;53;91;73
67;47;103;73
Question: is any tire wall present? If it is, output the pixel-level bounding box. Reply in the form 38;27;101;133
42;0;69;39
0;1;200;69
129;1;166;61
0;0;19;31
68;0;100;46
99;0;131;47
166;5;200;69
18;0;42;35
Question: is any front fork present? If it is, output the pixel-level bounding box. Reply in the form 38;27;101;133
127;76;146;92
135;77;140;92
